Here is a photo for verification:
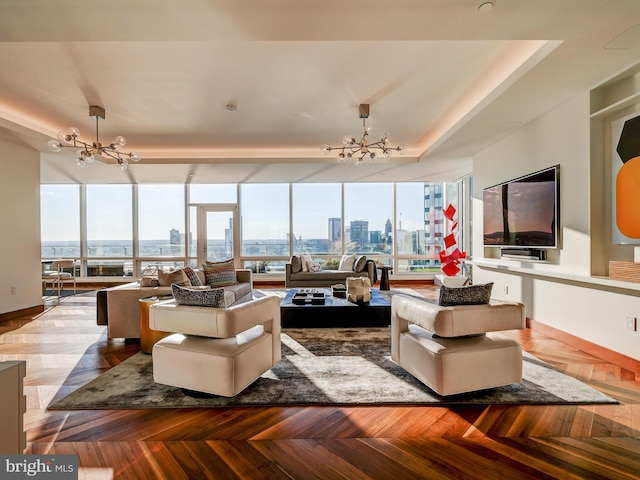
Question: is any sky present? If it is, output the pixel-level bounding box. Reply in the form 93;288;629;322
41;182;429;242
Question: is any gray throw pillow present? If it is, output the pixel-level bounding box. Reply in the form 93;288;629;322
171;284;226;308
354;255;367;272
290;255;302;273
438;283;493;306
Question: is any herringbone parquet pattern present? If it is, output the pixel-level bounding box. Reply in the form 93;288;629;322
2;285;639;479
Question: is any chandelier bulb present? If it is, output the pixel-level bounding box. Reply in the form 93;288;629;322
383;149;392;158
57;130;71;144
369;152;376;160
354;158;362;166
130;151;141;162
398;145;407;155
68;127;80;138
48;139;63;152
321;144;331;155
337;152;347;163
342;135;356;147
118;159;129;171
76;158;86;168
364;125;373;135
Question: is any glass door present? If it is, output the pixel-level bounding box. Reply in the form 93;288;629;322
197;205;239;267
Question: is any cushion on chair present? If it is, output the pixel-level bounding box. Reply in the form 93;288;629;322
438;283;493;306
158;269;190;287
172;284;226;308
203;259;238;287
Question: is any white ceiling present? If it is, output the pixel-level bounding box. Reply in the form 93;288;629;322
1;0;639;184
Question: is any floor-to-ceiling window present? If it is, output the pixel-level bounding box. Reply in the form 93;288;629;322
137;184;185;274
291;183;342;267
240;184;289;273
41;178;471;279
86;184;133;276
41;184;80;259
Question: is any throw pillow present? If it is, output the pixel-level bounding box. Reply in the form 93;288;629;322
301;253;313;272
158;269;190;287
140;276;159;287
290;255;302;273
182;266;203;286
338;254;357;271
438;283;494;307
171;284;226;308
203;259;238;287
309;261;322;272
354;255;367;272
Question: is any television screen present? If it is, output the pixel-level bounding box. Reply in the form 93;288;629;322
483;166;559;248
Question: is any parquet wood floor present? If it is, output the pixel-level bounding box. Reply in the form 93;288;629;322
2;284;640;479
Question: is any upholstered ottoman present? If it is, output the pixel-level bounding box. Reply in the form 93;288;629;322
398;325;522;396
152;326;274;397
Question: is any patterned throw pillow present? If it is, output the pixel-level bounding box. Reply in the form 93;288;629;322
171;284;226;308
158;269;190;287
353;255;368;272
203;259;238;287
438;283;493;307
182;266;203;286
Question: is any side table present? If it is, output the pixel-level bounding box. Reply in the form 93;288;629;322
378;265;393;291
139;296;173;354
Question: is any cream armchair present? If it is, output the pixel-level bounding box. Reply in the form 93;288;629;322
391;294;525;396
149;294;281;397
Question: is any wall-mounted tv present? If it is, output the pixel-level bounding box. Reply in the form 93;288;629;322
483;165;560;249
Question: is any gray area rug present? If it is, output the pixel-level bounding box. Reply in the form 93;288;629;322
49;327;617;409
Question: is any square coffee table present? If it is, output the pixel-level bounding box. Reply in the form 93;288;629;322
280;288;391;328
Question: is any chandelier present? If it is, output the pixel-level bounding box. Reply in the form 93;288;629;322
321;104;405;165
47;105;141;171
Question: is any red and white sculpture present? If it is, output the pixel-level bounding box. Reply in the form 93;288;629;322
439;203;467;277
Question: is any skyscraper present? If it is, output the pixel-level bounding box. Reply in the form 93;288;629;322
328;217;341;242
350;220;369;248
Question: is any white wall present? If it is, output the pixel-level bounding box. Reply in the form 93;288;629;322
472;93;640;361
0;138;42;314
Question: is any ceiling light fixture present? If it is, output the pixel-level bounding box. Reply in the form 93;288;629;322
321;104;405;165
47;105;141;171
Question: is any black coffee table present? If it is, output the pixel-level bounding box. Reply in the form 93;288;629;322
280;288;391;328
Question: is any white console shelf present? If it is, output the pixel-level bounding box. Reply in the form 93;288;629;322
474;259;640;294
0;360;27;454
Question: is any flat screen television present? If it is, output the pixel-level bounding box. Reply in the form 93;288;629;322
483;165;560;249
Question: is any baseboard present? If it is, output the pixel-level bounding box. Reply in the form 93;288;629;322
0;304;45;323
527;318;640;376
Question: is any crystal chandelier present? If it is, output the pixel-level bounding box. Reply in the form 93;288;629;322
321;104;405;165
48;105;141;171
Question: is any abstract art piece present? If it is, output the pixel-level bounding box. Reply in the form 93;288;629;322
439;203;467;276
612;112;640;244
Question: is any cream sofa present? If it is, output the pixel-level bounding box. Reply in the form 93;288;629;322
97;269;253;339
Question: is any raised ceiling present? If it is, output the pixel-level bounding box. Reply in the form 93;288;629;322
1;0;639;184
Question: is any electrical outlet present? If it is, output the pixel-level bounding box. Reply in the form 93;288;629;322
626;316;637;332
503;286;509;294
11;286;17;295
